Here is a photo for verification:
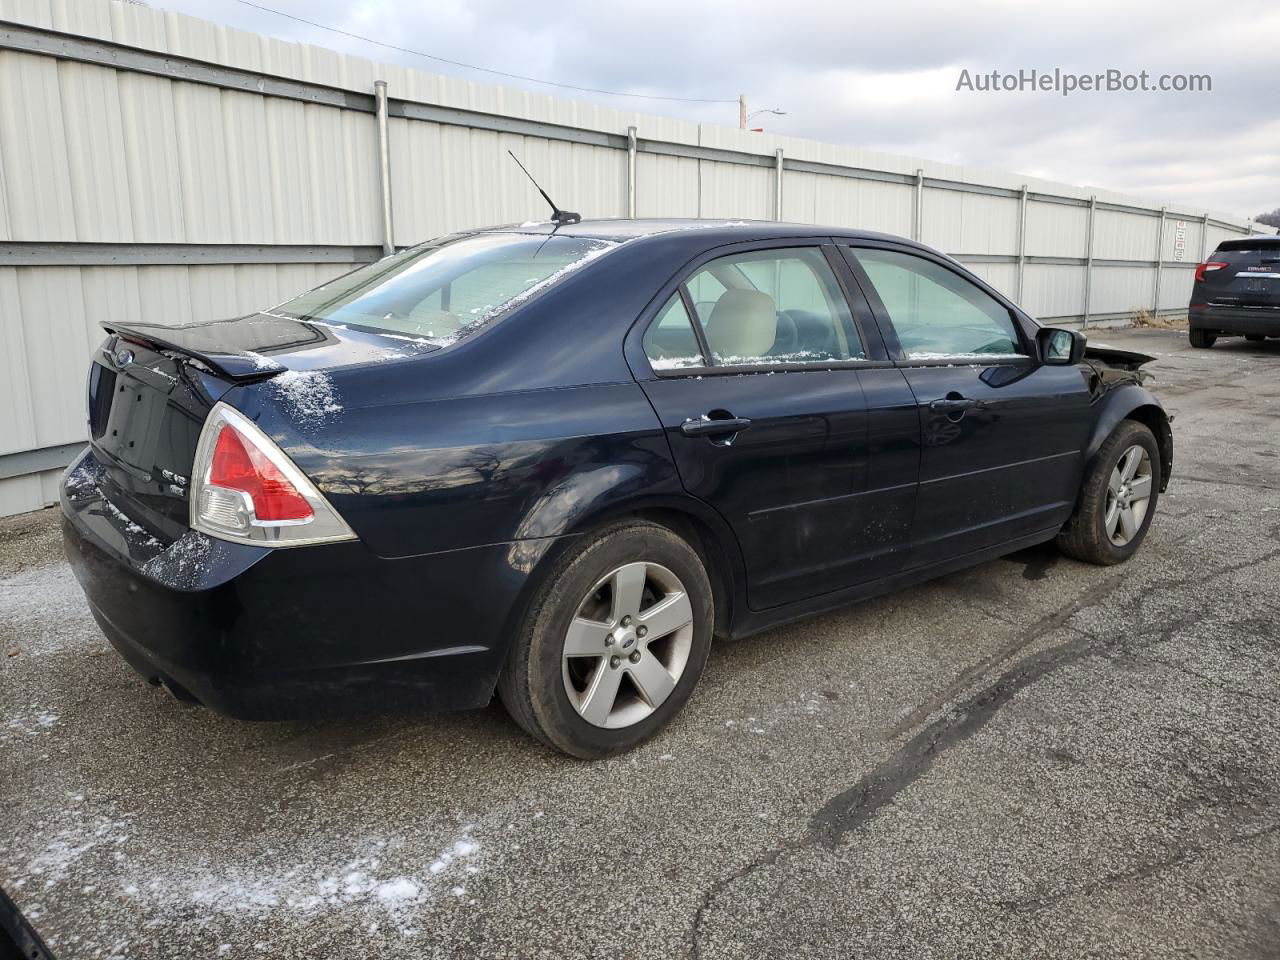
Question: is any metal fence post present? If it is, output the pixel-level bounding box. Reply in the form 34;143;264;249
774;148;784;221
374;80;394;257
1199;213;1210;262
1016;184;1028;303
913;169;924;241
1082;194;1096;328
626;126;638;219
1152;205;1167;316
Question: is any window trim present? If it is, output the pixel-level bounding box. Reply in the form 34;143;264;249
629;239;891;379
839;240;1035;367
676;284;714;366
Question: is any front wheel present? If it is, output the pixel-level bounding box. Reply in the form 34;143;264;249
1189;328;1216;348
1057;421;1161;565
498;520;714;759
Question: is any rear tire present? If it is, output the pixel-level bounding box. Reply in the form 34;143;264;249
1057;421;1161;566
1189;328;1216;348
498;520;714;759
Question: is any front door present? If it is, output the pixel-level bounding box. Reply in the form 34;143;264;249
843;243;1094;565
630;242;919;609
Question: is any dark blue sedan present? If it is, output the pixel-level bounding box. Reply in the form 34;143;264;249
60;220;1173;758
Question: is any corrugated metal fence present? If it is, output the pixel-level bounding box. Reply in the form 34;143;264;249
0;0;1270;516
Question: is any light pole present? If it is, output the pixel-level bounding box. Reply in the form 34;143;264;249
744;106;786;129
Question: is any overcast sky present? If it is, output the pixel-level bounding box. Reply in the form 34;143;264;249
151;0;1279;219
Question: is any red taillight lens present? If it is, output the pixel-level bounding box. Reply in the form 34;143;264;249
209;424;313;522
1195;261;1228;282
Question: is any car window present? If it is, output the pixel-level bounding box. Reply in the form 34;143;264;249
274;233;614;347
642;295;705;370
682;247;863;366
686;271;727;324
851;247;1024;359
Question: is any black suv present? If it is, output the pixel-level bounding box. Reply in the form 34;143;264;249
1189;235;1280;347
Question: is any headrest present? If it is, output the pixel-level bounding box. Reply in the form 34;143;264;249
704;289;777;360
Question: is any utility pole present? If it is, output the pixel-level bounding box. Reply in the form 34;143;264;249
739;94;746;130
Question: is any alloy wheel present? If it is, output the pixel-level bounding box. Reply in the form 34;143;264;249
561;561;695;729
1105;444;1153;546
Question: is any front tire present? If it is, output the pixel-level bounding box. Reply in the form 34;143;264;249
1057;421;1161;565
498;520;714;759
1189;328;1216;348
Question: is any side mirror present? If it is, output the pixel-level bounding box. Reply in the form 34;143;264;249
1037;327;1086;365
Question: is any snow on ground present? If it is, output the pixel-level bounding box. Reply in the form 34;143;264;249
721;687;837;736
0;562;97;659
3;707;60;738
7;801;485;941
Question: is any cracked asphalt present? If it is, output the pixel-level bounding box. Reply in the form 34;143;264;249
2;327;1279;959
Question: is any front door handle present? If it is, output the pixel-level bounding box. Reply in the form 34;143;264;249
680;415;753;437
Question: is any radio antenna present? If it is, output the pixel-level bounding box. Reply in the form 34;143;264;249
508;150;581;227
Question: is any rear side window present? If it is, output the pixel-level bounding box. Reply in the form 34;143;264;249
274;233;614;346
642;295;705;370
673;247;863;368
851;248;1023;359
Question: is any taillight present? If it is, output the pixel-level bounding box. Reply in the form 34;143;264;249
209;426;312;522
1194;261;1228;282
190;402;356;547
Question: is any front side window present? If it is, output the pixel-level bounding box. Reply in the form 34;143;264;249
274;233;614;346
850;248;1023;360
679;247;863;367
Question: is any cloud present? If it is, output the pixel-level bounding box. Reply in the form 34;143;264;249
151;0;1279;217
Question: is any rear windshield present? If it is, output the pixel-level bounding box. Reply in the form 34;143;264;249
273;233;615;345
1214;237;1280;259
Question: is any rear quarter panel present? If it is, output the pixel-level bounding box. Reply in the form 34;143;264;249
232;381;681;558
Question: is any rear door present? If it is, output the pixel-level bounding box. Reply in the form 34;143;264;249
842;242;1093;565
628;241;920;610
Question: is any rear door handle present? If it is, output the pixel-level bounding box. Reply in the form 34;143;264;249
680;416;753;437
929;397;978;414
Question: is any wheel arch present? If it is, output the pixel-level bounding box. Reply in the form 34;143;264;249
1084;386;1174;493
494;493;746;679
624;504;740;641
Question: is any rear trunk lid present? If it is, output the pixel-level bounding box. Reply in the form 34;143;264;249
1196;237;1280;309
85;334;230;544
84;314;433;542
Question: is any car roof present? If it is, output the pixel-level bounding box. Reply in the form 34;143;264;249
473;217;921;248
1217;234;1280;249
